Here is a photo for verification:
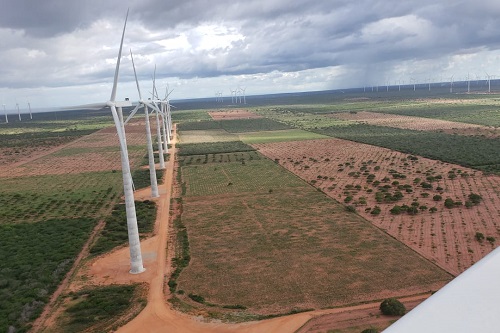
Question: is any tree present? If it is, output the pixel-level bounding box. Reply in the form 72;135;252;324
380;298;406;316
444;198;455;208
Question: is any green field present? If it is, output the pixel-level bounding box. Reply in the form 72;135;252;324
171;110;211;123
178;129;238;144
177;141;255;156
313;124;500;173
182;158;306;196
238;129;328;144
0;172;123;224
0;218;96;332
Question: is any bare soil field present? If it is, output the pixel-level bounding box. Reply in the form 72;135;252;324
0;126;148;177
332;111;499;138
209;110;262;120
254;139;500;276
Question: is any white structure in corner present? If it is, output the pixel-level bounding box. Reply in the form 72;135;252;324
384;246;500;332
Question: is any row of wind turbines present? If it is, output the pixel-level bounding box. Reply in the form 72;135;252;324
364;73;497;94
81;9;173;274
2;102;33;123
215;87;247;104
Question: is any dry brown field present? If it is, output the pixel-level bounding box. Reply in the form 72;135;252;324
208;109;263;120
254;138;500;276
332;111;500;138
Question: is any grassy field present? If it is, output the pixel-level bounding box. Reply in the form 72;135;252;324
171;109;212;123
238;129;328;144
176;153;451;315
178;129;238;144
0;171;123;224
177;141;255;156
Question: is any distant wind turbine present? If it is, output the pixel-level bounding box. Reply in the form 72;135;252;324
449;75;454;93
27;102;32;120
485;72;493;93
16;103;21;121
2;104;7;123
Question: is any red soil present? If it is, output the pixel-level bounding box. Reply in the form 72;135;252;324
254;138;500;276
333;111;499;138
208;110;262;120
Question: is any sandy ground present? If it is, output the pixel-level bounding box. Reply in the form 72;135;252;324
332;111;500;138
208;110;263;120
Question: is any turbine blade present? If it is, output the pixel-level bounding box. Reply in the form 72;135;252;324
124;104;143;125
61;102;107;111
130;49;142;100
144;101;161;113
110;8;129;102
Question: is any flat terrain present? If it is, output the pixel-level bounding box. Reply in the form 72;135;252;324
332;111;500;138
255;138;500;275
175;151;450;315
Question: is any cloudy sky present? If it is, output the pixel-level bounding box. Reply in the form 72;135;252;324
1;0;500;109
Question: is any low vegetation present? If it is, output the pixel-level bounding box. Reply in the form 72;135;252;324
90;200;157;255
0;218;96;333
380;298;406;316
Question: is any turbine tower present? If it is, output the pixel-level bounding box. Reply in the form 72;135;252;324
16;103;21;121
28;102;32;119
485;72;493;93
2;104;7;123
449;75;454;93
125;50;160;197
76;10;145;274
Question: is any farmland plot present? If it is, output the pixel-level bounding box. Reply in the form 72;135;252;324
254;139;500;276
175;151;451;315
208;110;263;120
332;111;499;138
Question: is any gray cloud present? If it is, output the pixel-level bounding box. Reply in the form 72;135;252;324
2;0;500;107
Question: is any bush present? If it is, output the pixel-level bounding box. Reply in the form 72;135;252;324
433;195;442;201
444;198;455;208
475;232;485;242
361;329;379;333
380;298;406;316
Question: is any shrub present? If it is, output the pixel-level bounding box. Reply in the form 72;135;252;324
433;195;442;201
361;328;379;333
345;205;357;213
444;198;455;208
380;298;406;316
475;232;485;242
188;294;205;304
370;206;381;215
486;236;496;244
468;193;482;205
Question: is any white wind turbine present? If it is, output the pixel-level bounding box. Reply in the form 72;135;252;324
150;67;167;167
27;102;32;120
76;10;145;274
241;87;247;104
410;78;416;91
2;104;7;123
124;50;161;197
485;72;493;93
16;102;21;121
466;73;471;93
449;75;454;93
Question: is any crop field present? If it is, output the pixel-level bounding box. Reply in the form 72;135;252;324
332;111;499;138
255;138;500;276
177;140;255;156
0;110;161;332
208;110;263;120
175;150;451;315
171;109;212;123
312;124;500;174
238;129;328;144
0;172;122;224
178;129;238;144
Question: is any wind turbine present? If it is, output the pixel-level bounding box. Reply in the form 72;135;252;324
449;75;454;93
2;104;7;123
27;101;32;120
410;78;416;91
76;10;145;274
150;67;168;167
485;72;493;93
124;50;160;197
16;102;21;121
466;73;471;93
241;87;246;104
